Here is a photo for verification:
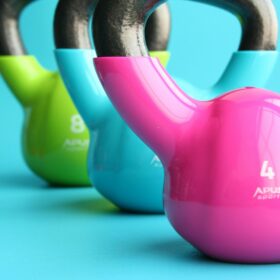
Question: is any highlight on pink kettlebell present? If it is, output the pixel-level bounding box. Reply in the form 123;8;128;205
93;0;280;263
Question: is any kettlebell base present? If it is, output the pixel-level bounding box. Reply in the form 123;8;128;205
92;170;164;214
24;155;91;187
165;197;280;264
47;181;91;188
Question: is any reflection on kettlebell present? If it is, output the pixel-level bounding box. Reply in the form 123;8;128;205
94;0;278;101
0;0;90;186
54;0;173;213
94;0;280;263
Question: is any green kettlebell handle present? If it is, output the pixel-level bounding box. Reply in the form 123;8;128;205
0;56;55;106
0;0;51;107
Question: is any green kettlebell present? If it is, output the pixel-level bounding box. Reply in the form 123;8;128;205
0;0;90;185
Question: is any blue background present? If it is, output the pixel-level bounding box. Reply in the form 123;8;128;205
1;1;280;279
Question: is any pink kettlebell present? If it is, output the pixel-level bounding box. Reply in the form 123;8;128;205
93;0;280;263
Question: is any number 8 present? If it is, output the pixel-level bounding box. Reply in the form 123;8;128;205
71;115;85;134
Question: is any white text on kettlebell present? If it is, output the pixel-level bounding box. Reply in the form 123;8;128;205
71;115;86;134
254;187;280;200
260;161;275;180
63;139;89;151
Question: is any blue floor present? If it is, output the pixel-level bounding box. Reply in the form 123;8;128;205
1;79;280;279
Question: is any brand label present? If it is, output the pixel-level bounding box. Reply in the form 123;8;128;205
260;161;275;180
253;187;280;200
253;161;277;200
63;139;89;151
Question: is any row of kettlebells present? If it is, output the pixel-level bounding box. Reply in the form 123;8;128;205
1;0;280;263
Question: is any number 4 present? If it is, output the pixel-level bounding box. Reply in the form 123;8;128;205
260;161;275;180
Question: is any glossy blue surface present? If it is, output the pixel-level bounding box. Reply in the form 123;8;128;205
183;51;278;100
2;92;280;278
56;49;164;212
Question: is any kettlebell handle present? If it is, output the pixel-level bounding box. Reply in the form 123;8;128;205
0;0;54;107
93;0;278;57
54;0;171;51
54;0;171;128
0;0;171;54
0;0;33;55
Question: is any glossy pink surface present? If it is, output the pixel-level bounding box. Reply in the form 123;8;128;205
95;57;280;263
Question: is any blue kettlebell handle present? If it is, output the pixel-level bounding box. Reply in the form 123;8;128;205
213;51;278;99
54;0;171;128
55;49;109;128
197;0;279;97
182;51;279;101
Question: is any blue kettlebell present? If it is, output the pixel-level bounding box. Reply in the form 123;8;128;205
55;0;172;212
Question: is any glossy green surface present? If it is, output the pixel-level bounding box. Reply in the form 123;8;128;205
0;56;90;185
